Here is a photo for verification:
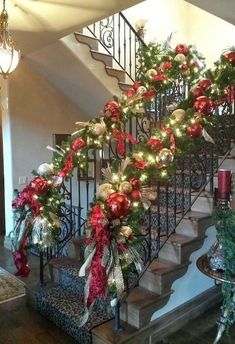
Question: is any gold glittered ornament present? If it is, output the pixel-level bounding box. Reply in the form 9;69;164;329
146;68;157;79
91;123;106;136
172;109;185;122
158;148;174;167
96;183;115;201
120;181;132;194
120;225;133;238
193;112;202;121
174;53;186;64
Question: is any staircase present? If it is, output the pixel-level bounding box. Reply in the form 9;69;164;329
74;32;132;93
25;11;235;344
26;150;234;343
27;188;218;343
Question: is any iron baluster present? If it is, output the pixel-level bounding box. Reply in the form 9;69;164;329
123;18;126;71
129;27;132;79
118;14;121;64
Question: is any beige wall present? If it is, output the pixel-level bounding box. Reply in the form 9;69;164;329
3;60;87;236
124;0;235;67
187;4;235;67
123;0;190;46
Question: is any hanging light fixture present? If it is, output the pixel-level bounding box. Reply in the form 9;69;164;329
0;0;20;78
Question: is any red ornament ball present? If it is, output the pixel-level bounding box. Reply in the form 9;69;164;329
186;123;202;138
175;44;189;55
223;51;235;65
129;178;141;190
191;85;204;97
159;61;172;71
130;190;141;201
147;138;163;152
30;177;49;195
72;138;86;151
193;96;213;115
127;87;136;98
133;81;143;90
105;192;131;219
104;101;121;121
199;78;212;90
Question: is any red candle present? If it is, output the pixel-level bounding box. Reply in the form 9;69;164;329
218;169;232;200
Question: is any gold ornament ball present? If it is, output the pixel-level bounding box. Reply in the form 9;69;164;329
37;163;54;176
172;109;185;122
146;68;157;79
137;86;147;95
91;123;106;136
120;225;133;238
97;183;115;200
120;181;132;194
193;112;202;120
174;53;186;64
158;148;174;167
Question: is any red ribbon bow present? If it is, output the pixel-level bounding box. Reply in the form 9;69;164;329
113;129;137;156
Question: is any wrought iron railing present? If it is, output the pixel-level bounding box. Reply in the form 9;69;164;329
86;12;145;81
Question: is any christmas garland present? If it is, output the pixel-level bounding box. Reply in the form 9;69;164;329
212;204;235;341
11;43;235;318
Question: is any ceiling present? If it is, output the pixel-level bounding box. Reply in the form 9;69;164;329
6;0;142;55
185;0;235;26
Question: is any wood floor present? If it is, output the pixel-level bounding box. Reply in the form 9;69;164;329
0;237;234;344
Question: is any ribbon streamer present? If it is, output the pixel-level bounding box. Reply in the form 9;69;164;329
113;129;137;156
202;128;215;144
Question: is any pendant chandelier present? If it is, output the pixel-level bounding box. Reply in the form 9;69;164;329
0;0;20;78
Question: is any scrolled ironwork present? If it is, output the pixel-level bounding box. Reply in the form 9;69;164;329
99;17;114;49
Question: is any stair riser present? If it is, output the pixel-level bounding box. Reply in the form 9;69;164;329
219;157;235;172
59;268;85;297
119;83;132;92
139;265;188;294
144;213;176;233
159;239;204;264
120;294;171;329
91;51;113;67
105;67;126;82
36;298;91;343
75;33;99;50
176;216;213;238
158;191;190;211
191;197;214;213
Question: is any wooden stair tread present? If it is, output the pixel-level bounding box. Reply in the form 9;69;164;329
90;49;110;58
75;32;98;42
191;190;213;197
105;66;125;73
118;81;132;87
126;286;170;309
92;319;136;343
147;258;189;275
72;236;86;245
160;233;199;246
49;257;81;268
176;210;211;220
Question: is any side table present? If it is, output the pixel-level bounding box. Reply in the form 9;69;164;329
197;254;235;344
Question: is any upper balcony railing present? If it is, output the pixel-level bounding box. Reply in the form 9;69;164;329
86;12;145;81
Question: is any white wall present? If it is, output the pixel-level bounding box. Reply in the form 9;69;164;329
3;60;88;237
151;225;217;320
123;0;190;46
124;0;235;67
187;4;235;67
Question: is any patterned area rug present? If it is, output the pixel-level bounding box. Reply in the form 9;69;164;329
0;267;25;304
